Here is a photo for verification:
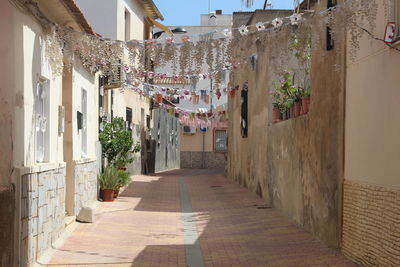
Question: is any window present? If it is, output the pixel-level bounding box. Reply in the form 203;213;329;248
126;107;133;131
326;0;336;50
81;89;87;157
140;108;145;127
214;130;228;152
35;79;49;163
125;9;131;41
241;83;248;138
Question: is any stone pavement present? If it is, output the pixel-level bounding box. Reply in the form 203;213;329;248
43;169;356;267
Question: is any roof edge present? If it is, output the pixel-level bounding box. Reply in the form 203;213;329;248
60;0;96;35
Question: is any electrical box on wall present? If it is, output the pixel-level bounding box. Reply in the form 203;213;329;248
58;105;65;134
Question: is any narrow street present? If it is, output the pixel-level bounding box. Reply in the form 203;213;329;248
43;169;355;267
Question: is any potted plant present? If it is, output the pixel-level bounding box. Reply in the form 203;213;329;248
98;166;119;202
100;117;140;169
302;87;311;114
293;86;303;117
113;170;132;198
271;90;284;123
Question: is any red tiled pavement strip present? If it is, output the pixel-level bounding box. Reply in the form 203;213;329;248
44;169;356;267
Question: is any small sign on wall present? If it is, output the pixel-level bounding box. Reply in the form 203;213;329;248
384;22;397;43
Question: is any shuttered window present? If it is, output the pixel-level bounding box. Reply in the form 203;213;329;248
241;83;248;138
215;130;228;152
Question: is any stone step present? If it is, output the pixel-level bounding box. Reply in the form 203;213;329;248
64;216;76;229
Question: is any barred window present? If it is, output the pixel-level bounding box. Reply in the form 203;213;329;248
214;130;228;152
35;79;49;163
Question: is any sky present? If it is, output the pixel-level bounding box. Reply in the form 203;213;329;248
153;0;295;26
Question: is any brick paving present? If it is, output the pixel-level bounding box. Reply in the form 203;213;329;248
44;169;356;267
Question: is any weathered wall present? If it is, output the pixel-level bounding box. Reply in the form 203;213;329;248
0;1;17;265
227;18;345;247
20;166;66;266
152;109;180;172
0;186;15;267
342;2;400;266
181;151;226;170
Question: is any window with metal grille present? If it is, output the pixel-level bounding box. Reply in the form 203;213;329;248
126;107;133;131
35;79;49;163
241;83;248;138
214;130;228;152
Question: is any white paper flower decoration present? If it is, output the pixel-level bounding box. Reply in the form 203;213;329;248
238;25;249;35
272;18;284;28
222;28;232;37
256;22;265;31
290;13;302;25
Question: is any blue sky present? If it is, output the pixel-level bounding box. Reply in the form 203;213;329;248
153;0;295;26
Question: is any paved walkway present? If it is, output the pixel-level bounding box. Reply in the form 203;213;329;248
44;169;356;267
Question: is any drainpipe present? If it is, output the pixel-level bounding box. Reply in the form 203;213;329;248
202;131;205;169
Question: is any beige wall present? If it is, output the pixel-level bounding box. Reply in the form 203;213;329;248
345;4;400;188
181;130;214;152
227;8;346;247
342;2;400;266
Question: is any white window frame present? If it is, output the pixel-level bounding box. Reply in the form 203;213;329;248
35;79;49;163
81;89;88;158
214;129;228;153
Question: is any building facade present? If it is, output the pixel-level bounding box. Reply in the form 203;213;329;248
75;0;177;174
0;0;100;265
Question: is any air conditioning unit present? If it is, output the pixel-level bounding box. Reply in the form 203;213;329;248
183;125;196;135
104;63;124;89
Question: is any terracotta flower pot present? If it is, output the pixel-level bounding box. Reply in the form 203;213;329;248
290;107;295;118
302;96;310;114
101;189;114;202
294;101;302;117
272;108;280;123
113;188;120;198
282;111;287;121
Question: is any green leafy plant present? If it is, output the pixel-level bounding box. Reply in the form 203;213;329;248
116;170;131;189
272;71;297;112
99;117;140;168
98;166;120;190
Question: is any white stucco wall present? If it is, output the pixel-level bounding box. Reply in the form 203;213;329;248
72;61;99;161
12;12;64;168
118;0;145;41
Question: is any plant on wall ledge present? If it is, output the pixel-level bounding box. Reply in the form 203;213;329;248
271;70;311;123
